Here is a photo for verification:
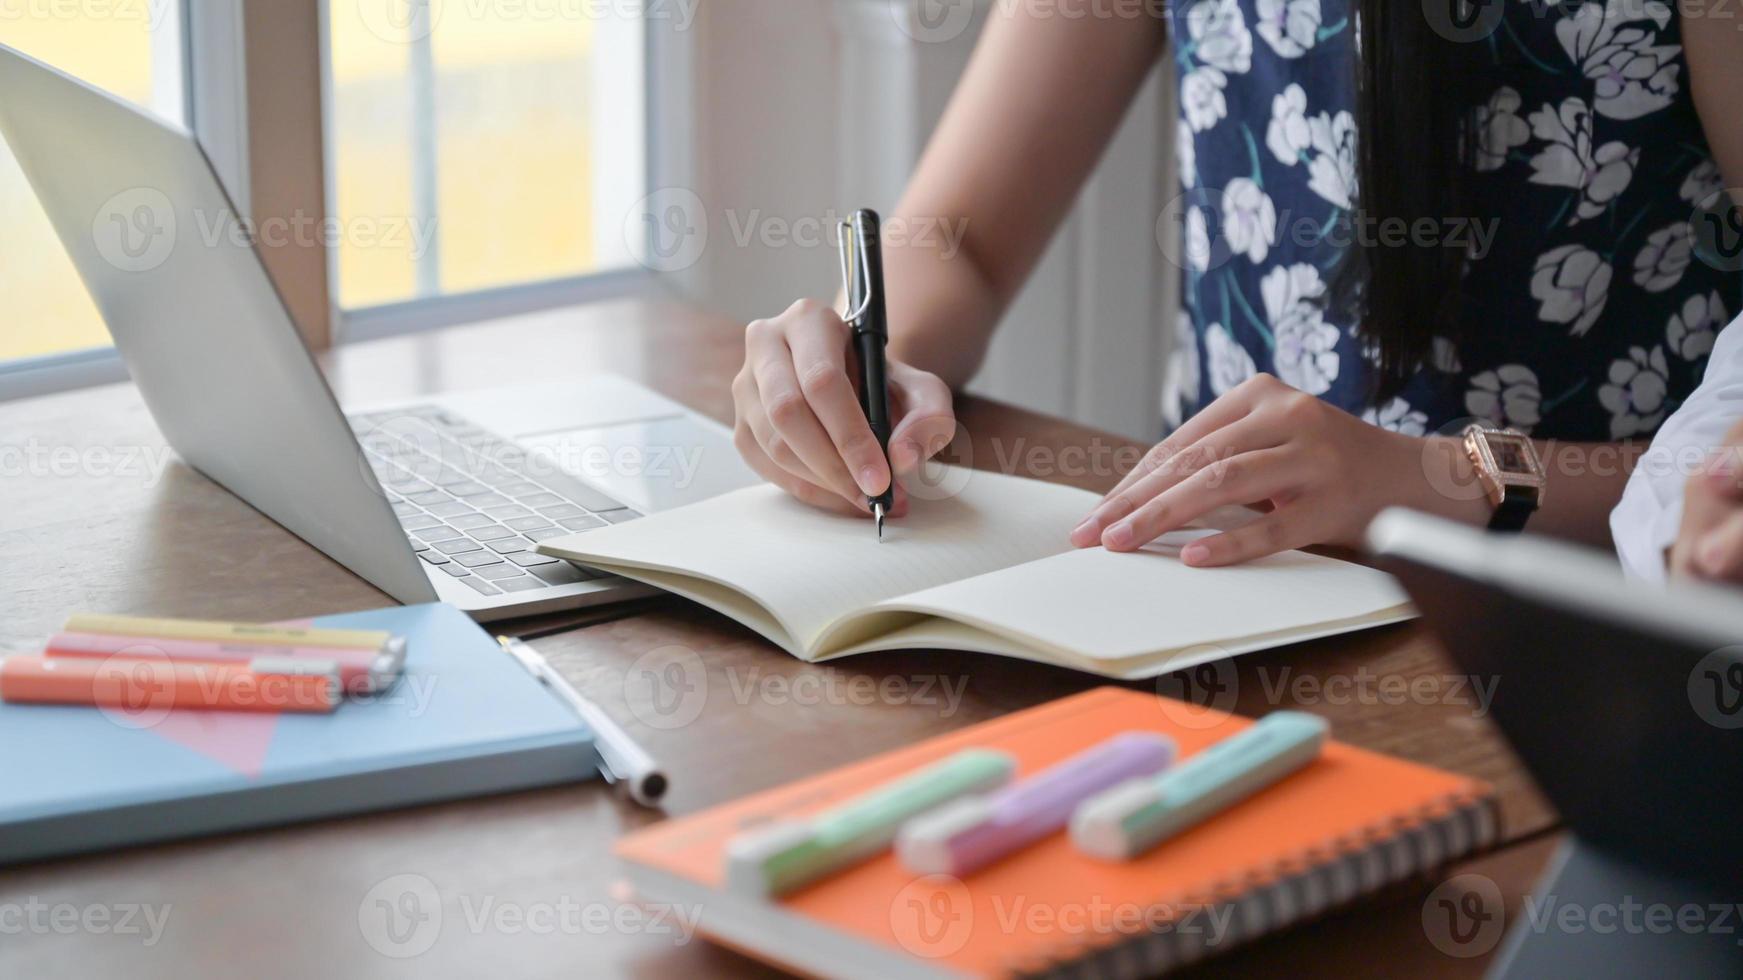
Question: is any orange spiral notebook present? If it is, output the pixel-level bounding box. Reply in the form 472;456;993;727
616;687;1498;979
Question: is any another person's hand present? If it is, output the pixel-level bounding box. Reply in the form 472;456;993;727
731;299;957;515
1070;374;1486;566
1670;419;1743;582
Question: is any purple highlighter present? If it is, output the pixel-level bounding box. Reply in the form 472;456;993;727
894;732;1176;877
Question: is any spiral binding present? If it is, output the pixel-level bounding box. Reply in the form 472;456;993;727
1006;789;1501;979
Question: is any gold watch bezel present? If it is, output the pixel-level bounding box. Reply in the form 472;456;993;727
1462;424;1546;510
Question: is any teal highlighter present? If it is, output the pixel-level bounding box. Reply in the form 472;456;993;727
1070;712;1328;861
725;748;1016;897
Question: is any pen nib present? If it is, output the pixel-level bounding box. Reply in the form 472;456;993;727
874;502;885;541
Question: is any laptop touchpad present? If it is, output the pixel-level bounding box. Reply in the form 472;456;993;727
516;418;757;515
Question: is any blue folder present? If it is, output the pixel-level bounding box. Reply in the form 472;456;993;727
0;602;598;864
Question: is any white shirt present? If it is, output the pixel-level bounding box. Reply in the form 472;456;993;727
1612;311;1743;580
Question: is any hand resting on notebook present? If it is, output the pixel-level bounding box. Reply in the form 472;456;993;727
1070;375;1493;566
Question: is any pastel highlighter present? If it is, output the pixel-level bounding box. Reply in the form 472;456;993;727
44;631;403;695
896;732;1175;877
0;655;342;714
1072;712;1328;861
726;748;1017;897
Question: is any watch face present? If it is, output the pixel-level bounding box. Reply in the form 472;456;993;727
1490;434;1533;475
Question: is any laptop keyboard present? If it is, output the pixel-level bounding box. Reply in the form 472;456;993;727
349;406;641;598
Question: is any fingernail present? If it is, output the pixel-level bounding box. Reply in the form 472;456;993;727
857;466;884;495
1070;519;1097;546
1181;542;1211;566
1103;523;1134;550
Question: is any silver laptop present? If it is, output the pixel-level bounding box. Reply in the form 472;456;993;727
0;44;757;620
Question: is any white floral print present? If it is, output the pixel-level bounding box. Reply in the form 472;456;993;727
1531;244;1613;335
1185;205;1212;273
1182;66;1229;133
1466;366;1543;432
1163;311;1202;429
1267;83;1311;165
1187;0;1254;74
1222;178;1278;264
1680;159;1723;207
1263;263;1341;395
1204;322;1257;395
1162;0;1728;445
1177;119;1197;189
1598;345;1670;437
1472;87;1530;172
1305;110;1357;209
1555;0;1680;121
1666;290;1726;361
1362;397;1429;436
1632;222;1692;293
1432;336;1464;374
1527;97;1636;223
1256;0;1321;59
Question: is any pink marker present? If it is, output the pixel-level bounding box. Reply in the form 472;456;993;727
43;631;405;695
895;732;1175;877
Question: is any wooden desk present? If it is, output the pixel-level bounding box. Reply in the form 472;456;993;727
0;300;1557;978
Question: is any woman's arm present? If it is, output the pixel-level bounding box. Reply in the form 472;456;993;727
1681;1;1743;192
732;4;1167;514
1529;440;1637;546
884;2;1169;387
1068;376;1636;566
1408;437;1634;547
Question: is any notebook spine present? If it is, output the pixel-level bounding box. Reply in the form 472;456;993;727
1007;789;1501;980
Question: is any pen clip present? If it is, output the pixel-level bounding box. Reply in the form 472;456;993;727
837;216;872;328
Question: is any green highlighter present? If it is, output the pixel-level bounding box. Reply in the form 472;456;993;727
1071;711;1329;861
725;748;1016;897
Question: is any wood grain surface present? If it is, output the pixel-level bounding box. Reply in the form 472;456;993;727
0;299;1557;978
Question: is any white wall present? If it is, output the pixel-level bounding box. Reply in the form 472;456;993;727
674;0;1177;441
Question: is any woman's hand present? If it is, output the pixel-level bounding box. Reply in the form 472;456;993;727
1670;420;1743;582
731;298;957;516
1069;374;1485;566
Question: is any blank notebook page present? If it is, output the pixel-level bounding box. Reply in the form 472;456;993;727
550;467;1096;648
873;538;1412;663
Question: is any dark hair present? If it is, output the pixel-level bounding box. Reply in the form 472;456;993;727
1330;0;1489;402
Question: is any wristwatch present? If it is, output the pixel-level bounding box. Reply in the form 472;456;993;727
1461;423;1545;532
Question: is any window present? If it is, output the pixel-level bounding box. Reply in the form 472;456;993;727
0;4;184;365
0;1;661;391
325;0;646;315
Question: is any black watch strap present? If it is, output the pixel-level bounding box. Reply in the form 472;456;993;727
1488;484;1536;532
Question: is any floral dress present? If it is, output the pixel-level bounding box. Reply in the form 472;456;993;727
1162;0;1741;441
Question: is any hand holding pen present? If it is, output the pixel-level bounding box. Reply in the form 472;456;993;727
728;211;958;522
840;210;895;537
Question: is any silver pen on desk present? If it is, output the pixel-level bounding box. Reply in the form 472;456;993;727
498;636;668;807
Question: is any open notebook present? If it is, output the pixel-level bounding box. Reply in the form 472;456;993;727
537;468;1413;678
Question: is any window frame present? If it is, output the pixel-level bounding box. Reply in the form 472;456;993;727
333;0;685;343
0;0;191;400
0;0;686;399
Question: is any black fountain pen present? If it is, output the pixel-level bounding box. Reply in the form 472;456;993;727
840;209;896;540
